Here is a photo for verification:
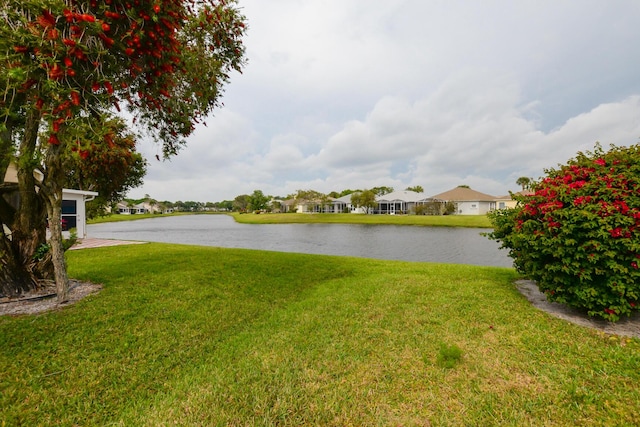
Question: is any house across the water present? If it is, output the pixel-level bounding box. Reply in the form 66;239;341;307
430;186;497;215
290;186;501;215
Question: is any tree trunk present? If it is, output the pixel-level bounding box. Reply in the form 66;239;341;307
0;117;33;296
0;188;49;296
45;191;69;303
43;144;70;303
0;234;37;297
0;108;50;295
15;108;49;275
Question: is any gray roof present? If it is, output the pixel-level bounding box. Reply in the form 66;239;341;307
334;193;355;203
376;190;430;203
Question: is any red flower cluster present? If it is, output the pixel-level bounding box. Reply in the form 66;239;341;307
10;0;246;160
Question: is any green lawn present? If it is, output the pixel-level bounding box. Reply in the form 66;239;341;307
88;212;209;224
1;244;638;425
232;212;492;227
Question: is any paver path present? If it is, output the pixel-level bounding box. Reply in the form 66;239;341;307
70;238;147;250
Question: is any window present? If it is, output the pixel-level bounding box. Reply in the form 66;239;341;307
61;200;77;231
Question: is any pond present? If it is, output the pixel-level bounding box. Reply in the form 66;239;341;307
87;215;513;267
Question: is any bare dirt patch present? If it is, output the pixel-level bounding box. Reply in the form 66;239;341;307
0;280;102;316
516;279;640;338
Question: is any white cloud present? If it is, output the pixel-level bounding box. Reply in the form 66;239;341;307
128;0;640;202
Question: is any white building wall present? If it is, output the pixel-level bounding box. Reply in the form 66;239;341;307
455;201;495;215
62;189;98;238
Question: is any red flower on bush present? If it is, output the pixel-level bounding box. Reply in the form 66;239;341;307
487;143;640;322
568;180;586;189
609;228;623;238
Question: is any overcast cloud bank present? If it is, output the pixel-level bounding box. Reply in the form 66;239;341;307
130;1;640;202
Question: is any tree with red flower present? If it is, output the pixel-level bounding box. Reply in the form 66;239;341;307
1;0;246;300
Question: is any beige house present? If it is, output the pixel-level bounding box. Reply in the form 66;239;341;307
430;186;497;215
3;162;97;238
495;190;534;209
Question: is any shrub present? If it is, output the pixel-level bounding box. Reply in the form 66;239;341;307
443;201;457;215
487;143;640;321
414;201;445;215
63;229;79;251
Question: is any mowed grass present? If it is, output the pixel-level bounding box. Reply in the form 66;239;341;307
232;212;492;228
88;212;209;224
1;244;639;426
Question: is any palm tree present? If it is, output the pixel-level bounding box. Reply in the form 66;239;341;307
516;177;532;191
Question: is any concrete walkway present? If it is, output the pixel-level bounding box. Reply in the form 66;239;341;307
70;238;148;250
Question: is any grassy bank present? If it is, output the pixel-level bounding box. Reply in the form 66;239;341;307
232;212;492;228
89;212;492;227
1;244;638;425
88;211;213;224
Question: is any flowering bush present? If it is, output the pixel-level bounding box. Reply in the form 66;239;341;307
487;144;640;321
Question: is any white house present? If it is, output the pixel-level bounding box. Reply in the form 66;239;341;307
333;193;366;214
139;201;161;214
375;190;433;214
116;201;146;214
293;197;336;213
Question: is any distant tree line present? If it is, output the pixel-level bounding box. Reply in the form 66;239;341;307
115;184;436;216
123;175;534;216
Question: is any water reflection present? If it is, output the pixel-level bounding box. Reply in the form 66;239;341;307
87;215;512;267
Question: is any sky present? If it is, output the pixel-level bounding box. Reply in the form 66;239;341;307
129;0;640;202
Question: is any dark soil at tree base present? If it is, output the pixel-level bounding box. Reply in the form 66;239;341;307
0;280;101;316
